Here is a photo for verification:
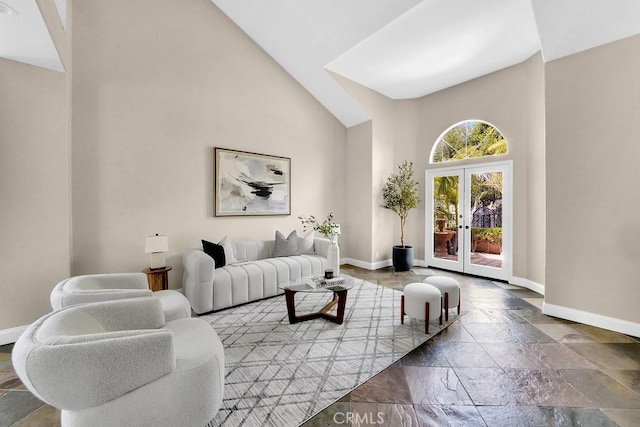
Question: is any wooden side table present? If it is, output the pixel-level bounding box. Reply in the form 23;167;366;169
143;266;172;291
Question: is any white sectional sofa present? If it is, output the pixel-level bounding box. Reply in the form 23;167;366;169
183;236;332;314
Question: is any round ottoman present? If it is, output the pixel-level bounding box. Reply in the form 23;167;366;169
155;290;192;322
401;283;442;333
423;276;460;321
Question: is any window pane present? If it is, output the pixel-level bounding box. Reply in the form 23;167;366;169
432;121;506;163
469;172;503;268
433;175;459;261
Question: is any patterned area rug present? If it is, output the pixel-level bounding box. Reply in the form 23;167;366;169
203;278;459;427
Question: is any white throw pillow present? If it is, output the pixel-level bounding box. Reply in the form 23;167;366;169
274;230;299;257
219;235;238;264
298;231;315;254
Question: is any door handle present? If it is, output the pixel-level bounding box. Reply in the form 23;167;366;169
465;226;469;229
458;225;462;229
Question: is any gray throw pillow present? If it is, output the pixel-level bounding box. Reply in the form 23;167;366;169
274;230;299;257
219;235;238;264
298;231;315;254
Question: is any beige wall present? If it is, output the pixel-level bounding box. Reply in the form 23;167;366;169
526;53;546;286
70;0;347;287
336;53;546;284
334;74;401;264
416;53;544;282
345;121;374;263
0;58;69;330
8;0;637;336
545;35;640;324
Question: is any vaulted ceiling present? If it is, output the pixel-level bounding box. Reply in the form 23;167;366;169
3;0;640;127
0;0;65;72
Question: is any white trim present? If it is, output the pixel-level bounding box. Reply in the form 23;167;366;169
425;168;464;273
341;258;391;271
0;325;29;346
425;160;513;281
543;302;640;338
427;159;513;174
413;259;427;268
510;276;545;295
341;258;427;271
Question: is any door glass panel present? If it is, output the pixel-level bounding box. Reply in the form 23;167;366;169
469;172;503;268
432;175;459;260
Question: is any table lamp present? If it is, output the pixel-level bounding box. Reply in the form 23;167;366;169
145;234;168;270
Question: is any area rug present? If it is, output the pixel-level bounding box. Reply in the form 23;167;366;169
203;278;460;427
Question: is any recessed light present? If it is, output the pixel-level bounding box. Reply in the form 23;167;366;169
0;1;17;16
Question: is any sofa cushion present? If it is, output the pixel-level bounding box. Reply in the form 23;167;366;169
219;236;237;264
201;240;225;268
234;240;272;262
298;231;315;255
274;230;298;257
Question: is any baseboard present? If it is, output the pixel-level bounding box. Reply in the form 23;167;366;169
341;258;391;271
543;302;640;338
0;325;28;346
341;258;428;271
510;276;545;295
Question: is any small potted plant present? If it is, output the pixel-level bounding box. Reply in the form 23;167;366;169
381;160;420;271
299;212;341;274
299;212;340;242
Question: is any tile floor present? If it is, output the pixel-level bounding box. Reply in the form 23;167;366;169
1;266;639;426
302;266;640;426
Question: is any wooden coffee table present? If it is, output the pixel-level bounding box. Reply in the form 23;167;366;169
279;277;354;325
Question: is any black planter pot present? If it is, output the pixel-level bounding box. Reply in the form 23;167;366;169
392;245;413;272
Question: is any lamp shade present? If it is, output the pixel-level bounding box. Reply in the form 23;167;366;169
145;234;168;253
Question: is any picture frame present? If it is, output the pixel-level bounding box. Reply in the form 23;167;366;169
214;147;291;216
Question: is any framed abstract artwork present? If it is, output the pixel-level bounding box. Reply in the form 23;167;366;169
214;148;291;216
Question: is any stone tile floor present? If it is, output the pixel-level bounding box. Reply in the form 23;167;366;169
302;266;640;427
1;266;639;426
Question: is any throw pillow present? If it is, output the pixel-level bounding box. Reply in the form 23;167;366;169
298;230;315;254
219;235;238;264
202;240;226;268
274;230;299;257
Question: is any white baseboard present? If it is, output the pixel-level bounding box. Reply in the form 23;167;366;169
0;325;28;346
341;258;391;271
510;276;545;295
338;263;637;338
341;258;429;271
543;302;640;338
412;259;428;267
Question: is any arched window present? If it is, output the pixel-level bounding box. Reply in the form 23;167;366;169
430;120;507;163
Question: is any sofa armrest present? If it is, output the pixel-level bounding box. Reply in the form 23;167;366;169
15;328;175;410
64;273;148;291
50;273;151;310
314;237;331;258
41;298;166;337
52;288;153;309
183;249;215;314
79;297;167;331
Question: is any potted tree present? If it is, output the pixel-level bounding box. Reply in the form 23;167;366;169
381;160;420;271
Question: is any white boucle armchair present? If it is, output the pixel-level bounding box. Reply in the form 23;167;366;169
12;297;225;427
50;273;192;322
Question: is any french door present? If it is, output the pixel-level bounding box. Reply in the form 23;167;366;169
425;162;511;281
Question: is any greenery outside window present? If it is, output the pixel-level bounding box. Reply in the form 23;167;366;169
431;120;507;163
